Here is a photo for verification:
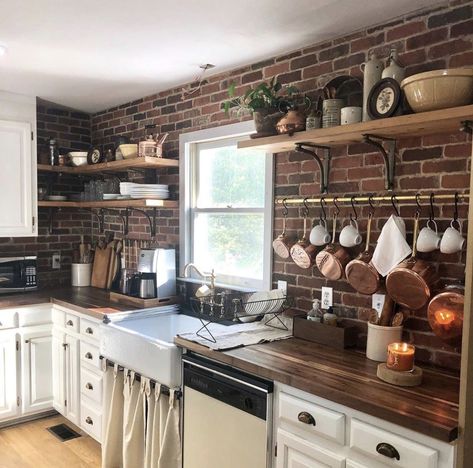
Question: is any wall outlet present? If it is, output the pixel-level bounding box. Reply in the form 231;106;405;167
321;287;333;309
52;253;61;269
277;280;287;295
372;293;386;316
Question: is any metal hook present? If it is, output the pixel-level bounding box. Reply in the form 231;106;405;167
415;193;422;217
368;195;376;216
319;197;327;222
350;196;358;221
302;197;310;218
391;195;400;217
333;197;340;217
429;193;435;222
282;198;289;217
454;192;459;221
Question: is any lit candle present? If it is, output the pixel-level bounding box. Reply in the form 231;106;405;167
386;342;415;372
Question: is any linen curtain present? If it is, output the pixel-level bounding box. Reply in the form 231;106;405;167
101;364;182;468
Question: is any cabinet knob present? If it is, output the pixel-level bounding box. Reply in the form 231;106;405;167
85;382;93;390
85;327;93;334
85;352;93;360
85;416;93;425
297;411;316;426
376;442;400;460
66;320;74;326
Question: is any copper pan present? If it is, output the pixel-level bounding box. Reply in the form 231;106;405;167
345;213;381;294
273;208;293;259
290;212;317;269
316;214;350;280
386;214;438;310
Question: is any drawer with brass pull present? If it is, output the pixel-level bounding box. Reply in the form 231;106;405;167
279;391;345;445
80;318;100;341
80;341;101;369
80;366;103;404
80;399;102;443
65;313;79;333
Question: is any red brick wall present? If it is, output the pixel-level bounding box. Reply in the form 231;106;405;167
90;0;472;370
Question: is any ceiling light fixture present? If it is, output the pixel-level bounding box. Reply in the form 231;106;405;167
181;63;216;99
0;44;7;56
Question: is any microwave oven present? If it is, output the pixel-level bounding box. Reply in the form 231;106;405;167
0;256;38;294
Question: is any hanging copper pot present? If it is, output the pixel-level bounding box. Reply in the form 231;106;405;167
315;213;351;280
386;213;438;310
273;200;293;259
290;201;317;269
427;284;464;347
345;213;381;294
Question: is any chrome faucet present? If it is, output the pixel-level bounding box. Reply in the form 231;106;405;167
183;263;216;297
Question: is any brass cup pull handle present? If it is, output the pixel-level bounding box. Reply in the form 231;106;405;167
85;416;93;425
85;383;93;390
298;411;316;426
85;327;93;334
66;320;74;326
376;442;400;460
85;352;93;360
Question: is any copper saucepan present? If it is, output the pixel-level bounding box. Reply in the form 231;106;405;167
386;213;438;310
273;201;293;259
290;208;317;269
315;213;350;280
345;213;380;294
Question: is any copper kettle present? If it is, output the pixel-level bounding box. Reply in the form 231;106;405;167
276;110;306;136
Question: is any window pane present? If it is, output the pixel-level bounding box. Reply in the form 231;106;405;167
193;212;264;281
196;144;266;208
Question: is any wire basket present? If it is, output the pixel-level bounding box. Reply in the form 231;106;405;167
189;292;292;343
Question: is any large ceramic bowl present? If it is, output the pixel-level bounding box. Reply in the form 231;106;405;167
401;68;473;113
67;151;88;166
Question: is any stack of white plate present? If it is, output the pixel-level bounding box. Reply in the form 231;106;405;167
129;183;170;200
119;182;137;196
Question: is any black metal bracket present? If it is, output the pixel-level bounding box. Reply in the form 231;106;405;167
362;134;396;191
129;208;157;237
101;208;129;237
295;143;331;193
460;120;473;135
47;208;56;235
79;208;105;234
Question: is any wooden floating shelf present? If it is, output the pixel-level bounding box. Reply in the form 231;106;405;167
238;104;473;153
37;156;178;174
38;199;178;209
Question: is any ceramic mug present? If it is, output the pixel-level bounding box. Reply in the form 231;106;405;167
339;219;362;248
440;220;465;254
309;220;331;246
416;219;441;253
341;106;362;125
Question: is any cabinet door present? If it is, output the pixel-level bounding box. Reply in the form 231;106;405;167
65;334;80;425
346;460;367;468
0;332;19;421
277;429;345;468
0;119;35;237
21;330;53;414
52;331;65;415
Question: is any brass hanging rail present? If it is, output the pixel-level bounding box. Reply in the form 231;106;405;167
276;192;470;205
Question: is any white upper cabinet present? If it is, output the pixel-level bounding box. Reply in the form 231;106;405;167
0;91;37;237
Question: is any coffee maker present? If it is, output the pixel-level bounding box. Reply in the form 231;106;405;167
130;248;176;299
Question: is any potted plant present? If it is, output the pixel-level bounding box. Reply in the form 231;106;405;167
223;78;295;136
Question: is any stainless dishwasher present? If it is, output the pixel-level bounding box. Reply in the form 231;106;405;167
182;354;273;468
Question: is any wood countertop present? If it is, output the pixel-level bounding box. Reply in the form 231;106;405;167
0;287;139;319
174;336;459;443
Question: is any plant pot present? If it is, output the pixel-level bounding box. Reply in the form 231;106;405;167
366;322;403;362
253;108;283;137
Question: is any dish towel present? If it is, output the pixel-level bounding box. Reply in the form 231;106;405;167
372;215;412;277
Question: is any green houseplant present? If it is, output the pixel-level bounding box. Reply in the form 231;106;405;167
223;78;298;136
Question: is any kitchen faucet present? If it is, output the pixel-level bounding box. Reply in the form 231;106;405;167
183;263;216;297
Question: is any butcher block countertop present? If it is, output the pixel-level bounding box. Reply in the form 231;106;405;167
0;287;138;319
174;336;460;443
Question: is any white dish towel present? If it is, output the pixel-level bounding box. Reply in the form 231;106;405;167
372;215;412;277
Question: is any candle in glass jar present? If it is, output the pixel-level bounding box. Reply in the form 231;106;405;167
386;342;415;372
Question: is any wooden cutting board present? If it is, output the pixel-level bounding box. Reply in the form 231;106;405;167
91;247;113;289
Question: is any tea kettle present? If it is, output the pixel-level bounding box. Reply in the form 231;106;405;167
138;124;169;158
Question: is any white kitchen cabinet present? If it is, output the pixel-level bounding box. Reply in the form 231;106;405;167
276;429;345;468
20;327;53;415
64;333;80;425
0;331;19;421
0;91;37;237
52;330;65;414
346;460;367;468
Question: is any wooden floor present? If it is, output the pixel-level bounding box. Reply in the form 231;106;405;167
0;415;101;468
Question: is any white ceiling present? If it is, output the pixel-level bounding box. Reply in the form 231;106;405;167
0;0;437;113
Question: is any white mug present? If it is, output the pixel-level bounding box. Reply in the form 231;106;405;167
416;219;441;253
309;220;331;246
339;219;362;248
341;106;362;125
440;220;465;254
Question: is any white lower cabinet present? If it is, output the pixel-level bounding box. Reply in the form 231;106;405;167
0;331;19;421
277;429;345;468
346;460;367;468
64;333;80;425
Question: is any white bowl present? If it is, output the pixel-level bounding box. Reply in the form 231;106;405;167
119;144;138;159
67;151;88;166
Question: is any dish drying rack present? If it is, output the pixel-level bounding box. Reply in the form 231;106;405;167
190;292;292;343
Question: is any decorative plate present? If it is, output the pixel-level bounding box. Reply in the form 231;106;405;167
87;147;103;165
367;78;402;119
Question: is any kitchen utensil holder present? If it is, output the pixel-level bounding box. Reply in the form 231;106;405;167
190;292;293;343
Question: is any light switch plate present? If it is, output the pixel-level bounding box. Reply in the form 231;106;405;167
277;280;287;295
321;287;333;309
52;253;61;270
372;293;386;316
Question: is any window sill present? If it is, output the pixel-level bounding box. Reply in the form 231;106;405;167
177;277;257;293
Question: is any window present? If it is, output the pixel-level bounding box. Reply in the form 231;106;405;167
179;121;273;290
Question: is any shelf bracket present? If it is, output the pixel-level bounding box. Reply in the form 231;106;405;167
101;208;129;237
362;134;396;191
294;143;331;193
79;208;105;234
47;208;55;235
460;120;473;135
129;208;156;238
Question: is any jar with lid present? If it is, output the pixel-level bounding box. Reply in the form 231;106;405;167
48;137;59;166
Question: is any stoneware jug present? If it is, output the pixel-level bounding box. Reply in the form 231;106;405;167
382;48;405;84
361;53;383;121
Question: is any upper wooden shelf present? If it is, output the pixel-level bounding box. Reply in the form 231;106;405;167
38;199;178;209
37;156;178;174
238;105;473;153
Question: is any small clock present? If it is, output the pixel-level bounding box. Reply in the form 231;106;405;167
367;78;402;119
87;147;103;165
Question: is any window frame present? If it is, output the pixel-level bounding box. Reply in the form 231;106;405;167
179;121;274;291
